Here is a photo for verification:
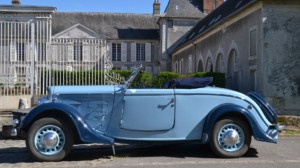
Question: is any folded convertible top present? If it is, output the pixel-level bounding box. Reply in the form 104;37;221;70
163;77;213;89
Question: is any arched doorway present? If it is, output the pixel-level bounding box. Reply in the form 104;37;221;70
175;62;178;73
205;57;213;72
198;59;204;72
215;54;224;72
227;50;239;91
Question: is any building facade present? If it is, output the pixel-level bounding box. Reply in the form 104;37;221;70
51;12;161;74
1;0;299;114
170;0;300;114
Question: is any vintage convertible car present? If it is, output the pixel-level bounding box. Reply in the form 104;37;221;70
8;66;282;161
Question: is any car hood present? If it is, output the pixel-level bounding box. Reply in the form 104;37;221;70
49;85;123;95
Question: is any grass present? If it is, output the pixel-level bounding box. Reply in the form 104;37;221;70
283;130;300;135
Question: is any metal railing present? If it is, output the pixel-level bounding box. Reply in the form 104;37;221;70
0;21;124;98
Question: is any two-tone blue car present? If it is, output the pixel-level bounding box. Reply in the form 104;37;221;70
9;66;282;161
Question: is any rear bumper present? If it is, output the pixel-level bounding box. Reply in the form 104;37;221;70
257;124;285;144
277;124;286;132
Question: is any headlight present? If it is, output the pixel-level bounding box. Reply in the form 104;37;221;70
37;96;49;105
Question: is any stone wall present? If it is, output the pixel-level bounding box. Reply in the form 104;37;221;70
0;95;31;110
262;3;300;115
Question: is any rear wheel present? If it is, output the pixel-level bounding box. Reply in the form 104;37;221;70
210;117;251;158
26;118;74;161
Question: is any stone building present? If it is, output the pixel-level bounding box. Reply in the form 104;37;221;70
170;0;300;114
51;12;160;73
159;0;206;71
1;0;299;114
51;0;206;73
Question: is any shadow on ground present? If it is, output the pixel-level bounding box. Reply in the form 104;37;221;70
0;142;258;163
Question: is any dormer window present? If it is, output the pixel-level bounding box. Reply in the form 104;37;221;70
167;20;173;28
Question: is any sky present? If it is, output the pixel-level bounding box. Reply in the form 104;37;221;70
1;0;169;14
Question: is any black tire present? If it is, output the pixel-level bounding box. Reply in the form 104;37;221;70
210;117;251;158
26;118;74;161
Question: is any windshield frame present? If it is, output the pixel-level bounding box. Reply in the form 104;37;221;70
122;65;144;90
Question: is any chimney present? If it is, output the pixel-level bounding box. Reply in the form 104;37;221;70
203;0;224;14
153;0;160;16
12;0;21;6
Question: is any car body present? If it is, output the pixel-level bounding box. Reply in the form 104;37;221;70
9;66;282;161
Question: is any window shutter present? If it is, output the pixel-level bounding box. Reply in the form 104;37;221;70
83;41;89;62
10;41;16;62
145;43;151;62
67;42;74;61
107;43;112;61
131;43;136;62
51;44;57;62
121;43;127;62
25;43;30;62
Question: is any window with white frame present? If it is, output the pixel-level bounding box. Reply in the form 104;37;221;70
74;42;83;61
249;26;257;58
136;43;145;61
17;43;25;61
112;43;121;61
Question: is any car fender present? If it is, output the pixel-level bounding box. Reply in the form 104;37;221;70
202;104;276;144
20;102;114;144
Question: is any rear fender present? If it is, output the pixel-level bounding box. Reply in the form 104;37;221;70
21;102;114;144
202;104;276;144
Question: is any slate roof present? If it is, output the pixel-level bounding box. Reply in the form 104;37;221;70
0;5;56;13
52;12;160;40
170;0;256;54
161;0;205;18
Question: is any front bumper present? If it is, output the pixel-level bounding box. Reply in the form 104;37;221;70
1;112;26;139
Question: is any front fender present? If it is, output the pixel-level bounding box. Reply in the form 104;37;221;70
202;104;277;144
20;102;114;144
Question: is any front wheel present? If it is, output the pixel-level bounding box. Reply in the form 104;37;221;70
26;118;74;161
210;117;251;158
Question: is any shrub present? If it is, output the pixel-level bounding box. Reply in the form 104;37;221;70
39;69;226;89
152;72;180;88
110;70;132;79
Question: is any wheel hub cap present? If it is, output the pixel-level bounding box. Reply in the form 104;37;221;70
34;125;65;155
223;130;239;146
43;132;59;148
217;124;245;152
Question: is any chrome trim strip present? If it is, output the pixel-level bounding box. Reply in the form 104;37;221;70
125;94;174;96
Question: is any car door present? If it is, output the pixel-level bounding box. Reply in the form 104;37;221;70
120;89;175;131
